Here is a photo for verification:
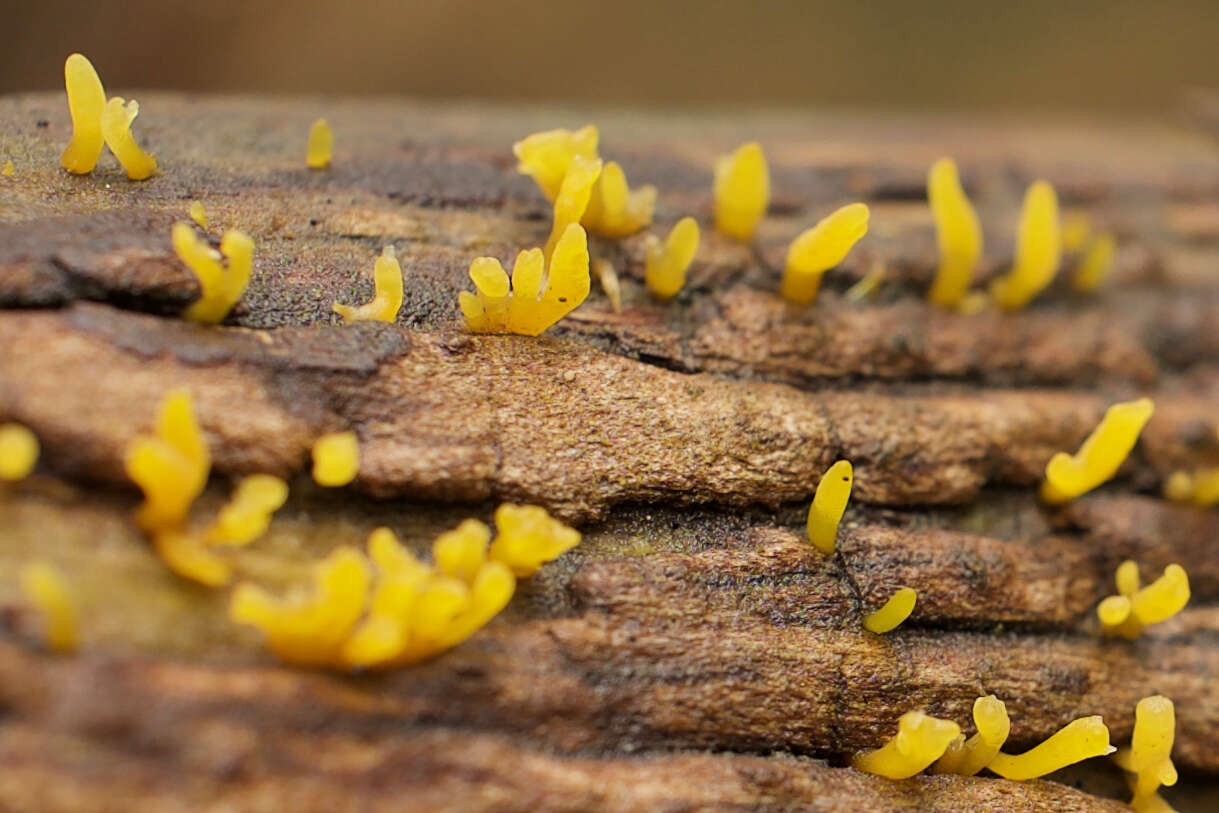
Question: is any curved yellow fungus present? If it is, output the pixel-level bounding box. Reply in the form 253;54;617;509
852;711;961;780
845;261;886;302
173;223;255;324
154;530;232;587
1099;562;1190;639
2;160;13;177
460;224;591;336
99;97;158;180
781;203;870;305
932;695;1011;776
545;155;602;260
1114;696;1178;812
987;716;1115;780
207;474;289;546
1062;213;1093;253
61;54;106;174
312;430;359;487
1072;233;1116;293
714;141;769;241
644;217;700;301
807;460;852;554
306;118;333;169
582;161;656;237
1040;397;1154;504
189;201;209;229
19;561;78;653
513;125;600;202
124;389;209;533
927;158;983;308
488;503;581;577
591;258;622;313
0;422;39;481
333;246;404;323
990;180;1061;310
863;587;917;634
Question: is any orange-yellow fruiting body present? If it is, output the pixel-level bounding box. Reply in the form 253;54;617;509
582;161;656;237
333;246;404;323
990;180;1061;310
714;142;769;241
863;587;917;634
19;561;78;653
1113;695;1177;811
1041;398;1154;504
1191;468;1219;507
807;460;852;554
1072;233;1116;293
460;224;591;336
207;474;289;546
307;118;333;169
591;259;622;313
927;158;983;308
545;155;602;260
154;529;232;586
781;203;870;305
987;716;1115;780
312;431;359;487
174;223;255;324
851;711;961;779
100;97;157;180
1062;213;1093;253
0;423;39;481
645;217;700;301
189;201;209;229
61;54;106;174
2;160;13;177
488;503;581;577
932;695;1011;776
1099;562;1190;640
124;389;210;533
1163;470;1194;503
513;125;600;202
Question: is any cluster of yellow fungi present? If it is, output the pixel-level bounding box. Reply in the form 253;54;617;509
1163;467;1219;507
172;221;256;324
1114;695;1178;812
306;118;333;169
332;246;405;323
1097;561;1190;639
1040;397;1154;504
61;53;157;180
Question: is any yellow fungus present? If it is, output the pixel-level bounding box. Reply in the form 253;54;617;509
927;158;983;308
333;246;404;323
582;161;656;237
1116;559;1141;598
1113;695;1178;811
1097;595;1133;627
513;125;600;202
124;389;210;533
781;203;870;305
845;261;886;303
1162;470;1194;503
153;530;232;587
306;118;333;169
1072;233;1116;294
714;142;769;241
806;460;852;554
544;155;602;260
1061;213;1093;253
173;222;255;324
591;258;622;313
2;160;13;177
863;587;917;634
207;474;289;547
61;53;106;174
932;695;1011;776
19;561;79;653
851;711;961;779
99;97;158;180
487;503;581;577
1040;397;1154;504
460;224;591;336
1191;468;1219;507
1099;562;1190;639
312;431;359;487
987;716;1115;780
644;217;700;301
0;423;39;481
189;201;209;229
990;180;1061;310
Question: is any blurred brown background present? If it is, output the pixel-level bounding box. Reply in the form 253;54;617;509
3;0;1219;114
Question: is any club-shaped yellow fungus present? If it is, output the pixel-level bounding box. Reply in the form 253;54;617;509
173;223;255;324
781;203;870;305
189;201;209;229
644;217;700;301
806;460;852;554
1098;562;1190;639
124;389;210;533
312;431;359;487
0;423;39;481
153;529;232;587
19;561;78;654
932;695;1011;776
2;160;13;177
306;118;333;169
990;181;1061;310
99;97;158;180
487;503;582;577
1040;397;1154;504
1189;468;1219;507
1113;696;1178;812
460;224;591;336
513;125;600;202
61;54;106;174
333;246;404;323
591;258;622;313
863;587;917;634
714;142;769;241
927;158;983;308
1072;233;1116;294
987;716;1115;780
851;711;961;780
582;161;656;238
207;474;289;546
544;155;602;260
